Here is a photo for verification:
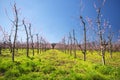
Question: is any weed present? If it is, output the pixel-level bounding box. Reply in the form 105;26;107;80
0;49;119;79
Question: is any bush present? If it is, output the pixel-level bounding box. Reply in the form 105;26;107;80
42;66;56;74
17;64;32;74
0;61;13;73
5;68;20;80
18;74;32;80
91;74;105;80
115;67;120;80
0;66;6;73
18;60;37;74
18;73;48;80
68;71;83;80
73;74;83;80
96;66;114;75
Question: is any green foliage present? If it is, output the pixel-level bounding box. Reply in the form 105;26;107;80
96;66;113;75
0;61;13;73
0;49;120;80
115;67;120;80
5;67;20;79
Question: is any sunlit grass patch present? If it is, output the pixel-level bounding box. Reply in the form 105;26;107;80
0;49;120;80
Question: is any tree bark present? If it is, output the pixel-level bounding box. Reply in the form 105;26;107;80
36;34;39;54
69;32;72;56
80;16;86;61
23;20;29;57
29;24;34;56
12;3;19;62
73;29;76;58
0;46;2;55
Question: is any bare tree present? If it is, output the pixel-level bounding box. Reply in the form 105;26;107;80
69;32;72;55
23;20;29;57
61;37;67;53
67;35;70;53
39;37;47;52
80;16;87;61
94;0;108;65
118;30;120;51
0;26;9;53
39;37;43;53
0;46;1;55
20;38;23;51
29;24;34;56
79;0;87;61
5;3;21;61
8;27;14;53
36;34;39;54
108;26;114;58
0;26;4;54
73;29;76;58
42;38;47;51
12;3;19;62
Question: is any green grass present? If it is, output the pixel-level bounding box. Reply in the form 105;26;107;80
0;49;120;80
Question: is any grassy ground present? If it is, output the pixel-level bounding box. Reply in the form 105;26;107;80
0;49;120;80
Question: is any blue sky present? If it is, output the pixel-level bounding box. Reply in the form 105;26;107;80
0;0;120;43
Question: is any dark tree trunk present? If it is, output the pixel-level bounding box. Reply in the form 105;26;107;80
12;3;19;62
29;24;34;56
69;32;72;56
67;38;70;54
31;36;34;56
102;51;105;65
0;47;2;55
108;32;113;58
97;8;105;65
36;34;39;54
23;20;29;57
80;16;86;61
109;41;112;58
12;25;18;62
73;29;76;58
9;35;12;53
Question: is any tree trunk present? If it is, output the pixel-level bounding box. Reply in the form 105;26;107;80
84;24;86;61
110;49;112;58
29;25;34;56
31;36;34;56
9;35;12;53
109;40;112;58
36;34;39;54
40;38;42;54
12;3;19;62
69;32;72;56
0;47;2;54
23;20;29;57
83;52;86;61
73;29;76;58
96;8;106;65
26;37;29;57
80;16;86;61
67;38;70;54
102;52;105;65
12;26;18;62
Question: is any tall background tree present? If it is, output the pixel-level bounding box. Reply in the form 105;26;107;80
94;0;108;65
80;16;87;61
23;19;29;57
73;29;76;58
29;23;34;56
11;3;19;62
107;25;114;58
79;0;87;61
36;34;39;54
